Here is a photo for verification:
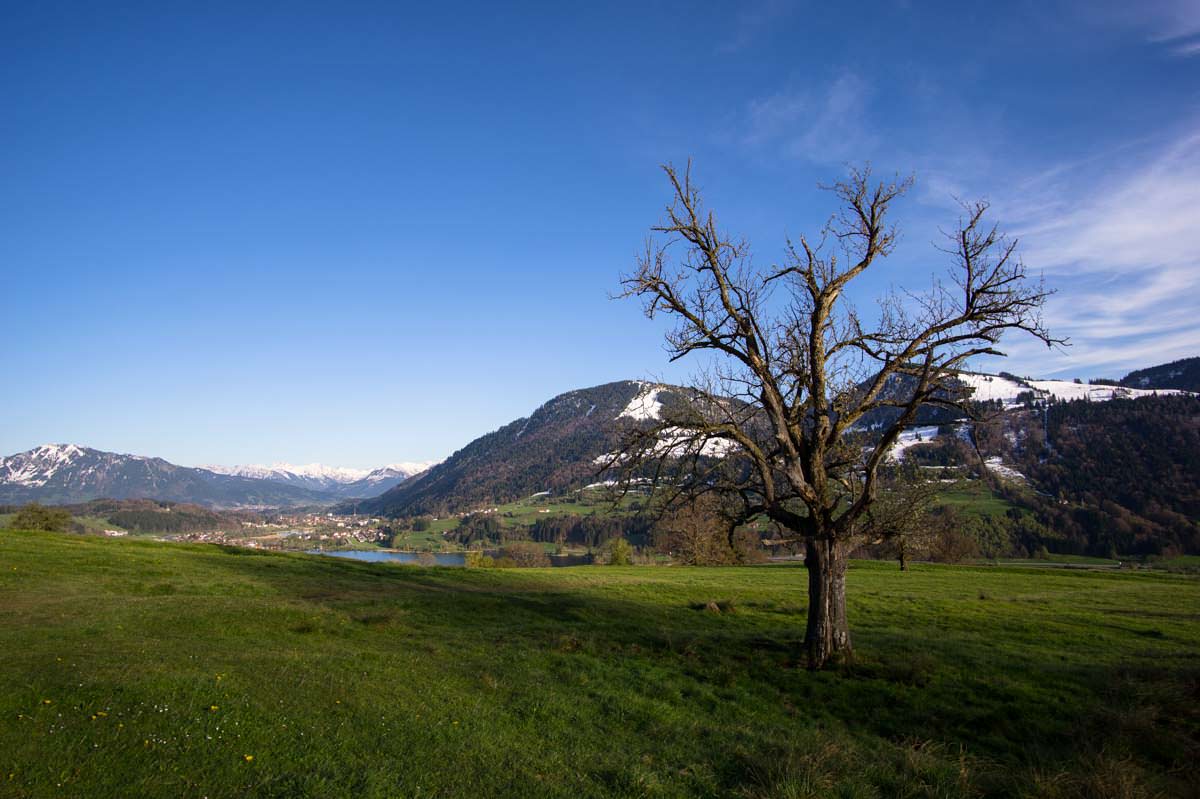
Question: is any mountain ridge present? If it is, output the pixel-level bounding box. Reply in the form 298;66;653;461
202;461;436;498
351;358;1197;519
1118;357;1200;393
0;445;426;508
349;380;693;517
6;356;1193;515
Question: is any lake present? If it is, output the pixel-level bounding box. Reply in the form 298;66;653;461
312;550;466;566
311;550;596;567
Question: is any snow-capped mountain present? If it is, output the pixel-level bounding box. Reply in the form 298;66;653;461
351;380;702;517
346;463;438;497
202;461;436;498
202;462;372;485
354;362;1198;518
0;446;436;508
0;445;333;508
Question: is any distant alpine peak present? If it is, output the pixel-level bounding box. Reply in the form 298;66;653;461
0;444;433;506
202;461;438;484
204;462;371;482
1;443;96;488
373;462;440;477
29;443;90;460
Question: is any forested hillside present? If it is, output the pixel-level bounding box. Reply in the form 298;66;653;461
354;381;692;517
1005;395;1200;556
66;499;256;534
355;373;1200;560
1118;357;1200;393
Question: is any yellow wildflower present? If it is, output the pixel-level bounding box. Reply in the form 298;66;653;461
243;755;254;762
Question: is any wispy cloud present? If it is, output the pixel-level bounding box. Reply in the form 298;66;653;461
726;5;1200;379
985;129;1200;377
1151;0;1200;54
1092;0;1200;56
742;72;876;163
1014;133;1200;275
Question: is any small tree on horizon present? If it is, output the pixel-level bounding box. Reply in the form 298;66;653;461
857;464;943;571
606;537;633;566
612;163;1060;669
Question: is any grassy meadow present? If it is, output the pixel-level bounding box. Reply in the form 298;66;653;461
931;481;1019;519
1;529;1197;798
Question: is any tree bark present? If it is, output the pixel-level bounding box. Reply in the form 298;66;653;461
899;538;908;571
804;537;851;669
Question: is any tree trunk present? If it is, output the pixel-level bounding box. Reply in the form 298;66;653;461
804;536;851;670
899;537;908;571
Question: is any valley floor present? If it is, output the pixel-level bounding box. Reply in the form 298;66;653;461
1;530;1197;798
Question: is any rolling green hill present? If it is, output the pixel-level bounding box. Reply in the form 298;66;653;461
2;529;1197;797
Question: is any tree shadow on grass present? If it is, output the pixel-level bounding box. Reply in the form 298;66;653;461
204;550;1200;793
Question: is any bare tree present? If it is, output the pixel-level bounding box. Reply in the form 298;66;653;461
613;163;1060;669
659;495;748;565
849;462;944;570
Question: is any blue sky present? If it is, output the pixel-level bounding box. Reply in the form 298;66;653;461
3;1;1198;467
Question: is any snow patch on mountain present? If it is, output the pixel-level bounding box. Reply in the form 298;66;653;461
955;372;1187;406
594;427;738;465
1026;380;1184;402
889;426;942;461
618;383;665;421
955;373;1028;406
1;444;91;486
984;456;1025;482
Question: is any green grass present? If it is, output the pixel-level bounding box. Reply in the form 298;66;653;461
390;527;453;548
933;480;1018;518
1;530;1197;798
420;489;647;539
988;553;1121;568
424;515;462;535
1150;554;1200;574
70;515;131;535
